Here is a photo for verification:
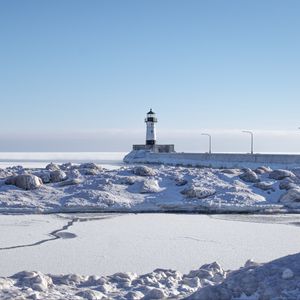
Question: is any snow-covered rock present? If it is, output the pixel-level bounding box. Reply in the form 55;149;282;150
254;181;274;191
220;169;240;175
187;252;300;300
133;166;156;177
282;268;294;280
175;177;188;186
269;169;295;180
5;174;43;190
76;290;106;299
46;163;60;171
50;170;67;183
239;169;260;183
79;163;102;170
254;166;272;174
280;188;300;204
181;185;216;199
58;178;83;187
39;171;51;184
143;288;166;299
3;252;300;299
78;163;102;176
140;179;161;194
0;163;296;213
279;177;298;190
129;179;162;194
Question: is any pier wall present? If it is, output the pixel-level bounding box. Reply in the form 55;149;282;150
124;151;300;169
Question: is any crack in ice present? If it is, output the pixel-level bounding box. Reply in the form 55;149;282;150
0;214;116;251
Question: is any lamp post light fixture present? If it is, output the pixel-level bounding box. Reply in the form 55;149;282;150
201;133;212;154
242;130;254;155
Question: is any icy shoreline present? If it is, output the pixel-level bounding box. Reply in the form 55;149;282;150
1;253;300;299
1;162;300;214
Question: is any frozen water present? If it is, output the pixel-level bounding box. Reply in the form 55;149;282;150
0;152;125;169
0;213;300;277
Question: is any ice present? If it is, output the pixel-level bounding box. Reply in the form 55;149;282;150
1;214;300;277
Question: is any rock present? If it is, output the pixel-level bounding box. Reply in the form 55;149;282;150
58;178;83;187
38;172;51;184
269;169;295;180
81;168;100;176
220;169;240;175
280;188;300;204
175;177;188;186
282;268;294;279
254;182;274;191
0;278;13;290
181;276;201;288
279;178;298;190
254;166;272;174
140;179;161;193
239;170;260;183
181;185;216;199
118;176;136;185
133;166;156;177
244;259;260;268
45;163;60;171
4;176;16;185
76;290;106;300
59;162;73;170
50;170;67;183
5;174;43;190
187;252;300;300
124;291;144;300
144;288;166;299
78;163;102;176
69;169;81;178
12;271;52;292
80;163;102;170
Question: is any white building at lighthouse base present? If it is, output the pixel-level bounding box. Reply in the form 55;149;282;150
132;144;175;153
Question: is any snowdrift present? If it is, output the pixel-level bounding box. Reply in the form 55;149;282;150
1;253;300;299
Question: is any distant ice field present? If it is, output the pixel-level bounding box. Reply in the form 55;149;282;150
0;213;300;277
0;152;126;169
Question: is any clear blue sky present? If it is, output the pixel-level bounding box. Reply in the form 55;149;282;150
1;0;300;152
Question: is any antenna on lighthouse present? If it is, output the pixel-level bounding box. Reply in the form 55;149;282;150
145;109;158;146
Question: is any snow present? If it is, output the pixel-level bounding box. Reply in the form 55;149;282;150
1;162;300;213
1;153;300;299
1;214;300;277
2;237;300;299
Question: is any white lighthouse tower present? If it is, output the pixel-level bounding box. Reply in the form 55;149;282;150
131;109;175;153
145;109;157;145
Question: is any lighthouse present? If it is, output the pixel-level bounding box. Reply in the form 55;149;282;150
132;109;175;153
145;109;157;145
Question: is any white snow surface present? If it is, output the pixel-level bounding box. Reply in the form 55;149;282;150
2;251;300;299
2;214;300;277
0;163;300;213
1;214;300;299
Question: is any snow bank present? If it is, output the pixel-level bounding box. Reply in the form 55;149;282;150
187;252;300;300
0;162;300;213
2;253;300;299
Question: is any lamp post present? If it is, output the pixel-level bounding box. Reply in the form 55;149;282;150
242;130;254;155
201;133;212;154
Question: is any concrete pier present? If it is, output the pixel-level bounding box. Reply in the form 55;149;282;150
124;151;300;169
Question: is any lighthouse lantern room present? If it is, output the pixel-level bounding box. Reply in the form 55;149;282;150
145;109;157;145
